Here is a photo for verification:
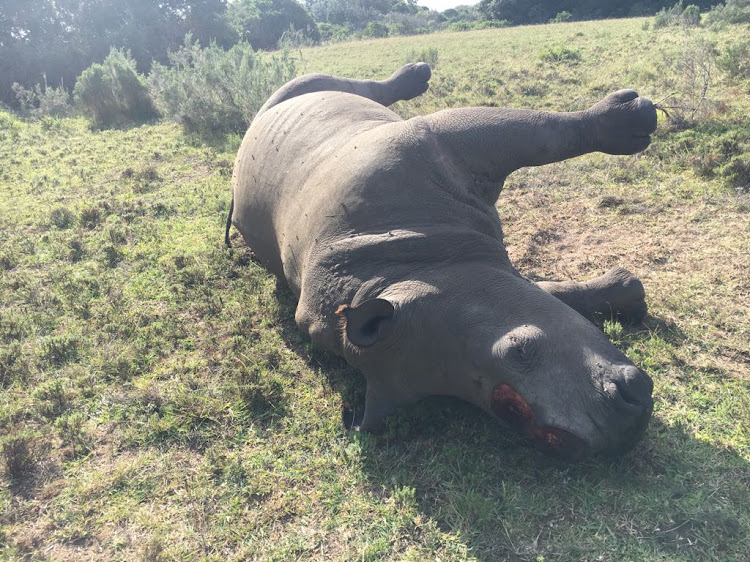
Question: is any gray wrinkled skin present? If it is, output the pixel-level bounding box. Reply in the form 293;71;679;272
229;63;657;459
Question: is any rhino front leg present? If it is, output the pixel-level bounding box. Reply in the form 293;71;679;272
257;62;431;117
537;267;647;324
422;90;657;204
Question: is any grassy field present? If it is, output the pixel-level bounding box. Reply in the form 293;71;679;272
1;16;749;561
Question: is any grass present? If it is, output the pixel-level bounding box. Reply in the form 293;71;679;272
1;16;749;561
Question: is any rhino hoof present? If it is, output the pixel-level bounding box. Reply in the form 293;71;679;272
591;267;647;325
387;62;432;101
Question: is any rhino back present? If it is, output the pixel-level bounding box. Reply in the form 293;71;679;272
232;91;511;351
232;92;401;280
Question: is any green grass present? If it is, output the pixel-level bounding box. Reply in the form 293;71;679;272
1;17;749;561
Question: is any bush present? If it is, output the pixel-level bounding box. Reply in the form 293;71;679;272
227;0;320;50
717;42;750;78
317;22;354;42
405;48;439;69
363;21;389;38
148;37;296;140
539;45;581;64
1;432;37;480
73;48;158;129
12;76;71;118
474;19;510;29
550;11;573;23
705;0;750;26
654;1;702;28
448;20;472;31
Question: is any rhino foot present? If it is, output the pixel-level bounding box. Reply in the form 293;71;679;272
586;267;647;325
586;90;657;155
385;62;431;102
538;267;647;325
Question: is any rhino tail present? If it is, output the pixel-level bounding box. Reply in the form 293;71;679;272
224;196;234;248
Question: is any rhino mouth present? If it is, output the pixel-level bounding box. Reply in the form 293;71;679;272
491;384;586;461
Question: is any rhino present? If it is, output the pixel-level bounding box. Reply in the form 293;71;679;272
227;63;657;460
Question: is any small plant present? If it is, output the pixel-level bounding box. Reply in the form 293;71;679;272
49;206;75;229
363;21;389;39
539;45;581;64
12;75;71;118
278;24;320;49
0;342;24;387
405;48;439;69
55;412;92;456
603;320;625;341
1;432;37;480
74;48;158;129
40;334;81;366
717;42;750;78
658;36;718;124
550;11;573;23
33;379;70;419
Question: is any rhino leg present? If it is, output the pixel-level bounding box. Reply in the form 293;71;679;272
537;267;647;324
256;62;431;117
357;378;423;432
421;90;656;204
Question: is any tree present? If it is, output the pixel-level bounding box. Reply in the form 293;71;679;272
0;0;234;107
304;0;410;27
227;0;320;50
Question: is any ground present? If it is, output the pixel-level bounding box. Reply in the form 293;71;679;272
1;16;749;562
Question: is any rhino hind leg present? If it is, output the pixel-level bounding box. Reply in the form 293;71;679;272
257;63;431;117
537;267;647;325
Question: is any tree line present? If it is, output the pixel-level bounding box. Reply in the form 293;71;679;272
0;0;731;108
477;0;717;24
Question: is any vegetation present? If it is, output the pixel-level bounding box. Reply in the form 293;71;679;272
0;0;235;107
478;0;715;24
654;1;703;28
73;48;158;129
1;15;749;562
227;0;320;50
705;0;750;25
8;0;746;111
147;38;297;139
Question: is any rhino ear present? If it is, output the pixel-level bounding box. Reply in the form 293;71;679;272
336;298;395;348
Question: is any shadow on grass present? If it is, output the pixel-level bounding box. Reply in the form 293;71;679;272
271;280;749;561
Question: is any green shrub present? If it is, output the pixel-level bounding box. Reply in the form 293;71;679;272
227;0;320;50
1;432;37;480
550;11;573;23
717;42;750;78
404;48;439;69
11;75;71;118
448;20;472;31
654;1;702;28
474;19;510;29
705;0;750;26
363;21;389;38
73;48;158;129
148;37;296;140
317;22;353;43
539;45;581;64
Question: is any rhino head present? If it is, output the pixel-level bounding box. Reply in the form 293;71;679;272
338;265;653;460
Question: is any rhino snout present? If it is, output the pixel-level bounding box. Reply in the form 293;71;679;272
491;364;654;460
600;365;654;455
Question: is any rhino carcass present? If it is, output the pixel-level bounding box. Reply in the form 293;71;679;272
228;63;656;460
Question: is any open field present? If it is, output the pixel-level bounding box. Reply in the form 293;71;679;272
1;16;749;561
